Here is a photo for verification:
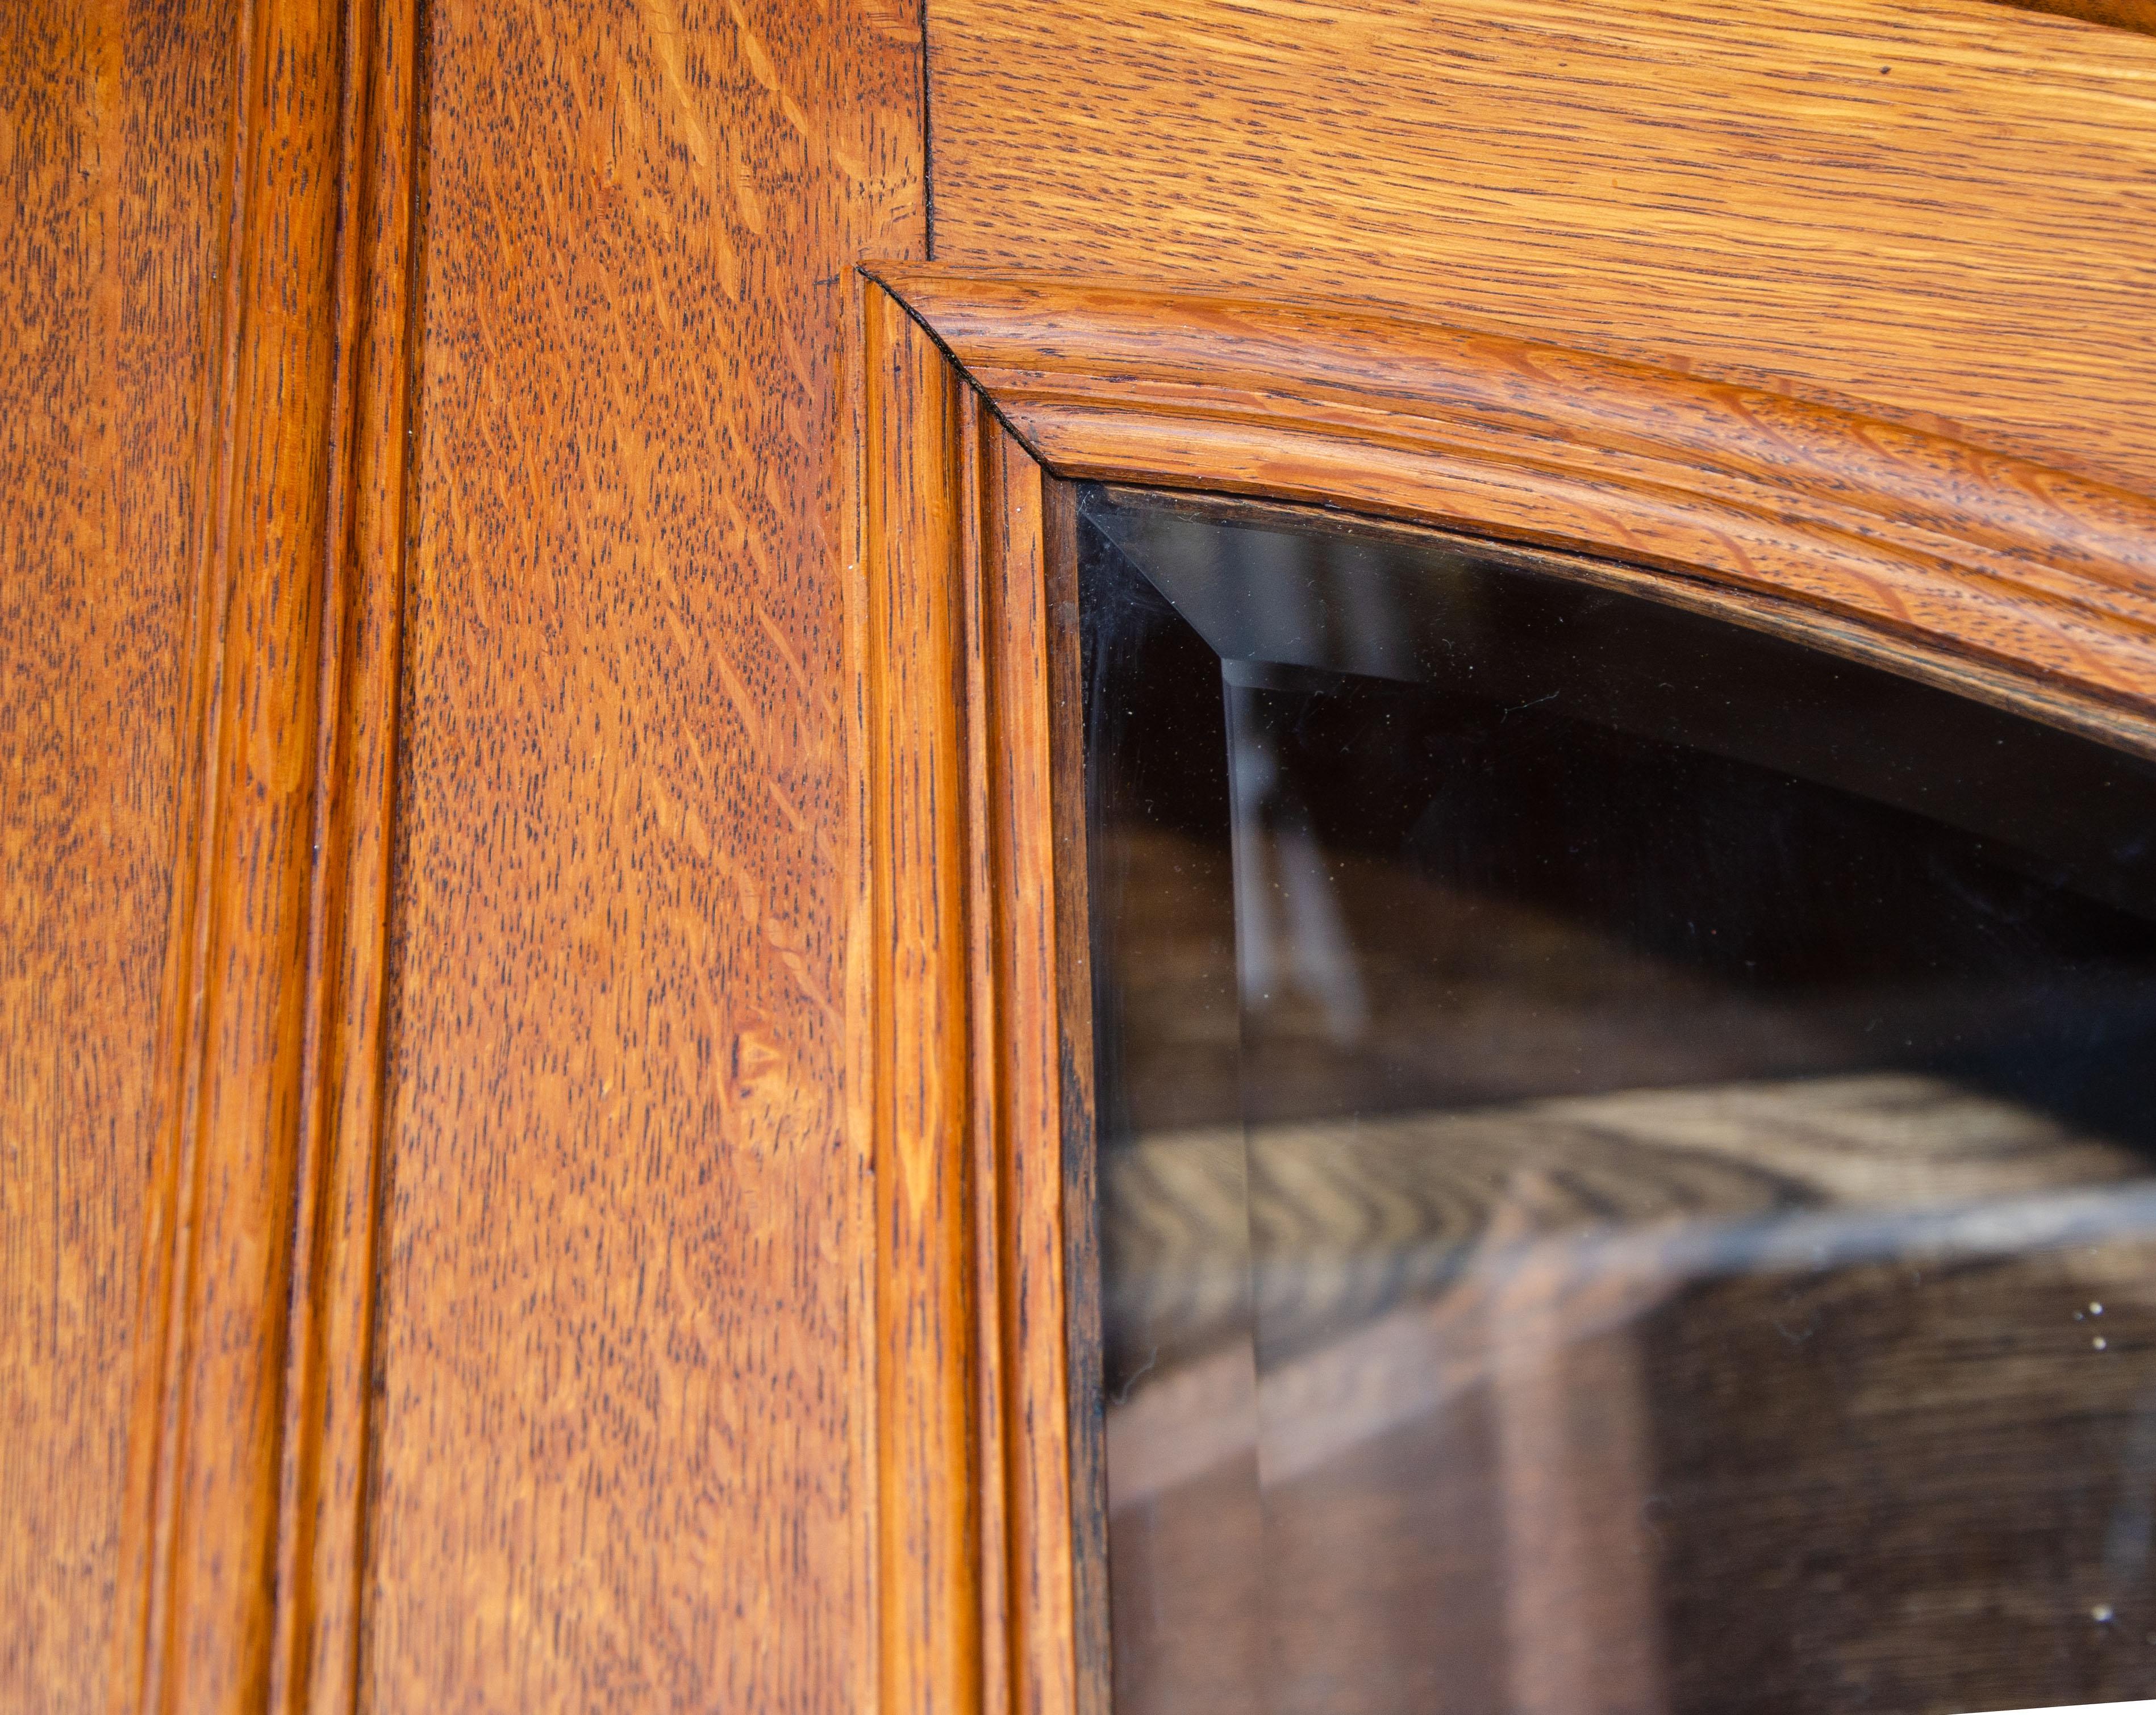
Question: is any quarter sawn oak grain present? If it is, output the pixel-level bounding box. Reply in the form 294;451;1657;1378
19;0;2156;1709
2;6;236;1709
362;5;923;1710
926;0;2156;495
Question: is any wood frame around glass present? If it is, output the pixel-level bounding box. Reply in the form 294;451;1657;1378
856;268;2156;1715
67;0;2156;1707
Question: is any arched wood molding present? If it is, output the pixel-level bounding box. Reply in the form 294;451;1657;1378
111;2;422;1713
858;261;2156;1715
867;265;2156;746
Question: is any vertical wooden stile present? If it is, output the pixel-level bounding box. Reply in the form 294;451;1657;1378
864;283;984;1715
862;279;1095;1715
269;0;423;1706
961;388;1016;1715
977;429;1092;1715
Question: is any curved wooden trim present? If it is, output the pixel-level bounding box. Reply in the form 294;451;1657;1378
859;256;2156;1715
868;265;2156;740
860;284;1098;1715
111;2;421;1712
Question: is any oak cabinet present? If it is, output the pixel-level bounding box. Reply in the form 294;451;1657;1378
7;1;2156;1710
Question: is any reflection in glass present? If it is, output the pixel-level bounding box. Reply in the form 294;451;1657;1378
1079;487;2156;1715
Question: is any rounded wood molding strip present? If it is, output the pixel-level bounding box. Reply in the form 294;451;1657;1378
110;2;422;1713
861;283;1100;1715
868;265;2156;736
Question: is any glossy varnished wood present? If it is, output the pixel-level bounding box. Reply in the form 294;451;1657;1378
16;0;2156;1706
106;0;423;1710
1;7;235;1708
925;0;2156;496
861;283;1097;1715
1999;0;2156;31
268;2;421;1707
872;269;2156;739
963;386;1096;1715
363;5;923;1708
865;285;979;1715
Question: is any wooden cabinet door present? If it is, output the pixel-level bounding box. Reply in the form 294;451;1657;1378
5;5;920;1710
6;2;2155;1712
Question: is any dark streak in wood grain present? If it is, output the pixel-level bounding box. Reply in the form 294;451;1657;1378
269;0;423;1708
1039;473;1111;1715
1992;0;2156;34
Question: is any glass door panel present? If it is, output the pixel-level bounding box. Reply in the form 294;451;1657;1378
1079;487;2156;1715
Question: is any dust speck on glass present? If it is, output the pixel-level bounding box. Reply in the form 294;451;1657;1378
1075;484;2156;1715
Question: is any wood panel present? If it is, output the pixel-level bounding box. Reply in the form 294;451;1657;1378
19;0;2155;1706
362;5;924;1708
924;0;2156;496
0;7;235;1708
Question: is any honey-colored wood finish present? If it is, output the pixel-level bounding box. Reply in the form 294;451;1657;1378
12;1;929;1710
925;0;2156;495
15;0;2156;1708
359;6;923;1711
870;1;2156;1683
864;285;979;1714
861;283;1098;1715
869;268;2156;745
2;8;237;1709
107;0;422;1710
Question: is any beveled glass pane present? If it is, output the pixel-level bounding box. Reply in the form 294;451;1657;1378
1079;486;2156;1715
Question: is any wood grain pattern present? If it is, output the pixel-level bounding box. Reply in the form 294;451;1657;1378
866;282;979;1715
925;0;2156;497
1;7;236;1709
106;1;422;1711
22;0;2156;1704
969;393;1094;1715
862;282;1096;1715
268;1;421;1708
362;5;923;1708
871;269;2156;738
1996;0;2156;32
